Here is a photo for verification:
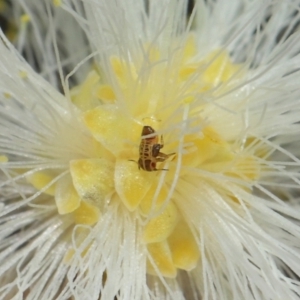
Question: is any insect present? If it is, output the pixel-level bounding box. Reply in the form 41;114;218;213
132;126;175;172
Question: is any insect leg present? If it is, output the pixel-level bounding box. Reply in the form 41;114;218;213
160;135;164;149
152;144;163;157
156;152;176;162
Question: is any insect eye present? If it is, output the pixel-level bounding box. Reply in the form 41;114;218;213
151;162;156;168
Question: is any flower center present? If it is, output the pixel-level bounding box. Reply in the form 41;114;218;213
26;36;265;277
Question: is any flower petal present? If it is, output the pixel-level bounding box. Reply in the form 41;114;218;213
139;184;169;215
143;201;179;243
147;241;177;278
72;200;101;225
83;105;141;155
55;175;81;214
70;159;114;204
114;159;154;211
26;171;56;196
168;220;200;271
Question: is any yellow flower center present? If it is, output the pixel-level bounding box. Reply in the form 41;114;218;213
26;35;265;277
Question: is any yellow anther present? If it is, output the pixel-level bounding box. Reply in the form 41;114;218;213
53;0;62;7
21;14;30;23
0;155;8;163
19;70;28;79
3;92;11;99
183;96;194;104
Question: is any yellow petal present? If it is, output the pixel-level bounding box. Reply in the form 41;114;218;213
139;184;169;215
225;155;260;181
180;134;202;168
83;105;141;155
147;241;177;278
111;57;126;79
110;57;137;83
168;220;200;271
143;43;161;62
240;155;261;180
72;200;100;225
114;160;154;211
171;127;232;172
27;172;56;195
143;202;179;243
196;127;231;164
203;51;241;86
71;70;101;111
179;64;199;80
183;34;197;61
70;159;114;204
55;176;81;214
96;85;116;102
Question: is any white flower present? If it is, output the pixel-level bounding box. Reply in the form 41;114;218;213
1;0;300;299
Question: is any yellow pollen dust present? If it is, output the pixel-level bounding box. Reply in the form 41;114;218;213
27;35;264;278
